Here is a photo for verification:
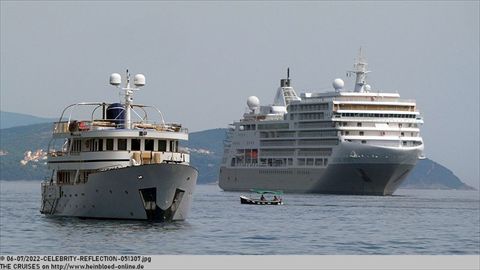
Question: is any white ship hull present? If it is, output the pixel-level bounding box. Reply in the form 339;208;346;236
219;142;422;195
41;163;198;221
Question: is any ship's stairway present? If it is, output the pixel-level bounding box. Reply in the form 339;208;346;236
40;182;61;214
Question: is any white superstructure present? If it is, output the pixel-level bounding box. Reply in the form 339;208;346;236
219;51;424;195
41;71;198;220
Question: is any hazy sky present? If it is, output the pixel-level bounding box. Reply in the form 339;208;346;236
1;1;479;188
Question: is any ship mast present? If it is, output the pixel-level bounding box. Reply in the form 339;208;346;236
109;70;145;129
124;70;133;129
348;47;371;92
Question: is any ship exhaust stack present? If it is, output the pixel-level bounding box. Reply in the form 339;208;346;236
280;67;291;87
274;68;301;107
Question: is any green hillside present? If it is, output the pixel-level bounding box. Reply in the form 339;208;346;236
0;111;54;129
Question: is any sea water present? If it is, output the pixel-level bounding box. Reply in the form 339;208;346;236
0;181;479;255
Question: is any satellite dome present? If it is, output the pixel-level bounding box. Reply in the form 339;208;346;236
247;96;260;109
134;74;145;87
332;78;344;90
110;73;121;86
364;84;372;92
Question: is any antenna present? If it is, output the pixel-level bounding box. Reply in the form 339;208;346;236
287;67;290;79
109;69;145;129
347;47;371;92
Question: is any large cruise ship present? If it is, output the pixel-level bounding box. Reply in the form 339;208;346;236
219;51;424;195
40;71;198;220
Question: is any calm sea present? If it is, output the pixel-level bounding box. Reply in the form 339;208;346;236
0;181;479;255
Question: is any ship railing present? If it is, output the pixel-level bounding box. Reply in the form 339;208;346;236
332;97;416;103
52;102;177;133
41;180;53;188
53;120;188;134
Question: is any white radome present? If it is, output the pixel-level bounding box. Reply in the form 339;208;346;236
110;73;122;86
247;96;260;109
332;78;344;90
134;74;146;87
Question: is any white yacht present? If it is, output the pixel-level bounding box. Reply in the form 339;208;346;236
219;51;424;195
41;71;198;220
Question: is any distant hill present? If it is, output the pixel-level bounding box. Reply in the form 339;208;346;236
0;123;475;190
402;158;474;190
0;111;55;129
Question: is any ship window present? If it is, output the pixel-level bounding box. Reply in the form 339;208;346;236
359;131;364;136
402;141;407;146
315;159;323;166
71;139;81;152
401;132;405;136
297;158;305;166
98;139;104;151
118;139;127;151
306;158;314;166
131;139;141;151
175;141;179;151
324;159;328;166
357;122;362;127
158;140;167;152
170;140;175;152
145;139;154;151
106;139;114;151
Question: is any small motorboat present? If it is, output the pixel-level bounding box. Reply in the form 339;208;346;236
240;189;284;205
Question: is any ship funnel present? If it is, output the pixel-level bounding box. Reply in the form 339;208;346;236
280;67;291;87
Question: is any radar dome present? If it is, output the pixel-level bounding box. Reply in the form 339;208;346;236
332;78;344;90
134;74;145;87
110;73;121;86
247;96;260;109
364;84;372;92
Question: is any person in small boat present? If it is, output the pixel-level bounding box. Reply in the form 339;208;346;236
273;195;278;201
260;195;266;201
